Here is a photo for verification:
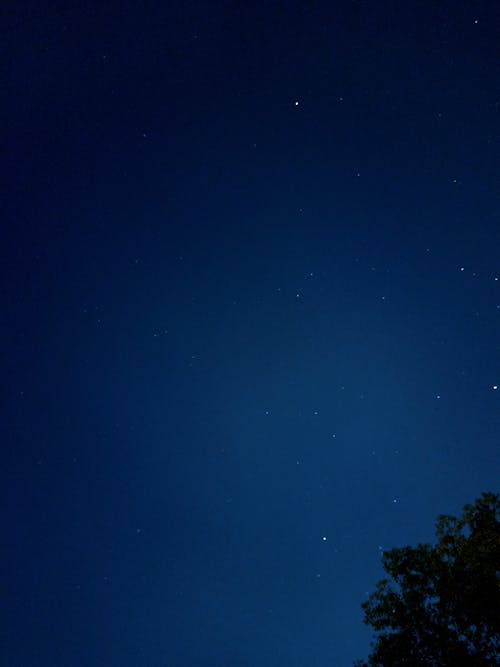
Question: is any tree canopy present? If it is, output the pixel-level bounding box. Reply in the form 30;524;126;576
356;492;500;666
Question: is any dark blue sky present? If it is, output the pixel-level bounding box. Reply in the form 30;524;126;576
2;1;499;665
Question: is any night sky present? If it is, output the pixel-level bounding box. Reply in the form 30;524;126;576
2;2;499;665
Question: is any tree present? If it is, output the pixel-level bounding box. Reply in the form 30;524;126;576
355;492;500;666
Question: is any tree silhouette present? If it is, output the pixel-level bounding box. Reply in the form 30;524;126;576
355;492;500;666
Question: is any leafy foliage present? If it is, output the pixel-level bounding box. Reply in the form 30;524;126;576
355;493;500;666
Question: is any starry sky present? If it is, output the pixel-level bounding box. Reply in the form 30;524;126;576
2;1;499;665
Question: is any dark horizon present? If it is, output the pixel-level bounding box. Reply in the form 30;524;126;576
2;1;499;665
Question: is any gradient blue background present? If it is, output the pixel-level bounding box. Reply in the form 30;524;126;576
2;1;499;665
